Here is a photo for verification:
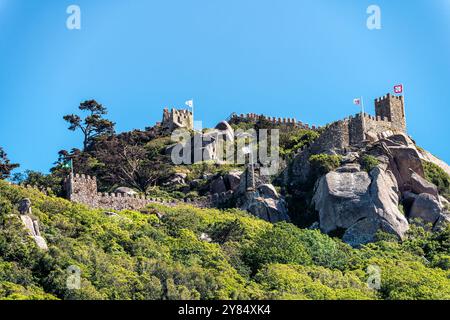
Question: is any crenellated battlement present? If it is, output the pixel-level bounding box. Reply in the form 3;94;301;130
232;113;319;130
374;93;406;132
375;93;403;103
161;107;193;132
64;173;221;211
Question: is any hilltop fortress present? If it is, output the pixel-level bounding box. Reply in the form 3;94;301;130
64;92;407;211
155;92;406;156
230;93;406;153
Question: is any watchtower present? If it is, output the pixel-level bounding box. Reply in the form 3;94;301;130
161;108;193;132
374;93;406;132
64;173;98;205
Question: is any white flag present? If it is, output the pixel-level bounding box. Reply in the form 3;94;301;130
185;100;193;108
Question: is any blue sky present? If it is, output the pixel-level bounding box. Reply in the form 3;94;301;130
0;0;449;173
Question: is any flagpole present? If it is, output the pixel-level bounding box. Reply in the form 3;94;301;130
192;99;194;131
401;84;407;132
361;96;366;141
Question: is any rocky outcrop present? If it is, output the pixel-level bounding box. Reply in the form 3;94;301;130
115;187;138;196
409;193;443;226
240;184;290;223
224;171;242;192
164;173;187;186
418;149;450;177
312;166;409;247
18;198;32;215
210;176;227;194
311;132;450;246
410;171;439;198
18;199;48;250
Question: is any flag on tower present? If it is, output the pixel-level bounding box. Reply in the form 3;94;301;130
62;158;73;169
353;98;361;105
185;100;194;108
394;84;403;94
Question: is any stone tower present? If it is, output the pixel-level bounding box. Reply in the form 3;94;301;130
161;108;193;132
374;93;406;132
64;173;98;206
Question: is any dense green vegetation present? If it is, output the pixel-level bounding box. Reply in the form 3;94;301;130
0;147;19;180
309;154;343;176
423;161;450;201
361;155;380;173
1;180;450;300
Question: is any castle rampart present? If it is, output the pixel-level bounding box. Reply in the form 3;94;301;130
64;173;224;211
307;93;407;153
161;108;193;132
232;113;319;130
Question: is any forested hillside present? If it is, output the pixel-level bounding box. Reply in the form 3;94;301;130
1;180;450;300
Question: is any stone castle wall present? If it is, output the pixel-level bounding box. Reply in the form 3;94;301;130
162;108;193;132
64;173;229;211
310;119;349;154
309;94;406;153
375;94;406;132
232;113;320;130
64;174;176;211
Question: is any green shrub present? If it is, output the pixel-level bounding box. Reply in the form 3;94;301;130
361;155;380;173
422;161;450;200
255;264;376;300
309;154;342;175
280;129;320;158
244;222;312;271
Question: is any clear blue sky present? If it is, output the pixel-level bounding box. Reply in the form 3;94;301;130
1;0;449;173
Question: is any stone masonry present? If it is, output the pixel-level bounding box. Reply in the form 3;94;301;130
231;113;319;130
160;108;193;132
64;173;229;211
310;93;407;153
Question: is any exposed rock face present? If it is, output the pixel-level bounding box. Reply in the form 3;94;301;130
115;187;137;196
310;132;450;246
240;184;290;223
419;149;450;177
18;199;48;250
164;173;187;186
387;145;424;191
258;184;279;199
409;193;443;226
410;171;439;198
18;198;32;215
313;167;409;247
224;171;242;192
215;121;234;142
210;176;227;194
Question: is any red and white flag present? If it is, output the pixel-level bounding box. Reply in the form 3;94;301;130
353;98;361;105
394;84;403;94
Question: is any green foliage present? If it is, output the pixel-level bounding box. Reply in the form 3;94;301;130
244;223;313;271
279;129;320;159
309;154;342;175
12;170;64;197
422;161;450;200
0;147;19;180
1;180;450;300
360;154;380;173
63;100;115;150
255;264;376;300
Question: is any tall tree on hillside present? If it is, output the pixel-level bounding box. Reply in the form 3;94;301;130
94;138;172;192
0;147;19;179
63;100;115;150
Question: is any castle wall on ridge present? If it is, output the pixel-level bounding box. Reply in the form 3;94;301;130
64;173;227;211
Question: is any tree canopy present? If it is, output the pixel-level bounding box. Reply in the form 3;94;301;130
0;147;19;180
63;100;115;150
